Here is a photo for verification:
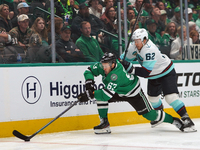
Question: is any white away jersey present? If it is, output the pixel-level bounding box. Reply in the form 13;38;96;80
120;40;174;79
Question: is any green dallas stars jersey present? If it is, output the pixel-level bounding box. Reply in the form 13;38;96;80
84;60;141;101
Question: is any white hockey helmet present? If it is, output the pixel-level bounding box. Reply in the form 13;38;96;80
132;28;148;42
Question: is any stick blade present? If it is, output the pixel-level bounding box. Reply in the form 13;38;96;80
12;130;30;142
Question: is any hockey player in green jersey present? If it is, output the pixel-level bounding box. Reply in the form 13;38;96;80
78;52;188;134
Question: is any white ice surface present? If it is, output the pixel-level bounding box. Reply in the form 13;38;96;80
1;118;200;150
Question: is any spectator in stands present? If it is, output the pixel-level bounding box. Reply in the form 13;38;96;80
188;1;198;10
135;0;149;28
190;30;200;44
53;0;77;25
75;21;104;62
150;6;165;36
171;7;185;28
188;3;198;21
99;5;117;49
128;19;139;35
102;0;114;14
76;0;87;5
0;27;12;54
11;2;31;28
162;22;178;47
100;6;116;34
160;21;178;57
163;0;178;10
26;33;52;63
160;10;170;26
0;27;9;42
31;17;48;46
196;11;200;29
138;15;148;29
126;0;135;9
170;25;193;60
155;1;173;19
29;0;46;18
118;0;124;9
47;17;63;45
120;8;124;20
70;0;79;10
71;2;104;42
143;0;153;14
127;7;135;22
146;18;163;49
0;4;12;32
0;0;22;19
0;0;23;5
184;8;194;22
189;21;199;33
56;25;85;62
88;0;102;18
133;0;149;17
110;21;125;58
9;14;33;51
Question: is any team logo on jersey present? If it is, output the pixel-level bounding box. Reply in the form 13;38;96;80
132;51;137;56
111;74;118;81
136;55;143;65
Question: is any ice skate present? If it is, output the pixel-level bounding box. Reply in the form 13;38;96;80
181;116;197;132
150;110;164;128
94;118;111;134
172;117;197;132
150;120;163;128
172;117;185;131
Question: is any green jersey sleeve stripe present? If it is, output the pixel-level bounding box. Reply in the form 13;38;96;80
102;89;115;98
118;81;140;97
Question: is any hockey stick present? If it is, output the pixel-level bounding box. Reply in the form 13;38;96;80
123;0;150;60
13;100;79;142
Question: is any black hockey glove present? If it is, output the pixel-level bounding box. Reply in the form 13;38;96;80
121;60;135;74
78;90;94;102
85;79;95;92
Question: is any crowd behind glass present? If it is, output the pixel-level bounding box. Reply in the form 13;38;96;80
0;0;200;63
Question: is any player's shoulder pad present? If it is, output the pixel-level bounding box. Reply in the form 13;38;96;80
145;40;158;49
128;42;136;49
91;62;101;70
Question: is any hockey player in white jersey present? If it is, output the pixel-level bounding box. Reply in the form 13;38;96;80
120;28;196;132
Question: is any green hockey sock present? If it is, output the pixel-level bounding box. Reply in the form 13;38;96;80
142;110;173;123
163;112;173;124
98;108;108;118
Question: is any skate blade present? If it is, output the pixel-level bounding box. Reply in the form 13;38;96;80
183;126;197;133
151;121;163;128
94;127;111;134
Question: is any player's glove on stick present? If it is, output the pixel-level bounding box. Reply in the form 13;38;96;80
121;60;135;74
78;90;94;102
85;79;95;92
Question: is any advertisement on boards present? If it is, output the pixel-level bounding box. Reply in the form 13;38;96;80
0;62;200;122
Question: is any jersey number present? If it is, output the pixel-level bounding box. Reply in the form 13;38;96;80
146;53;155;60
107;82;117;91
